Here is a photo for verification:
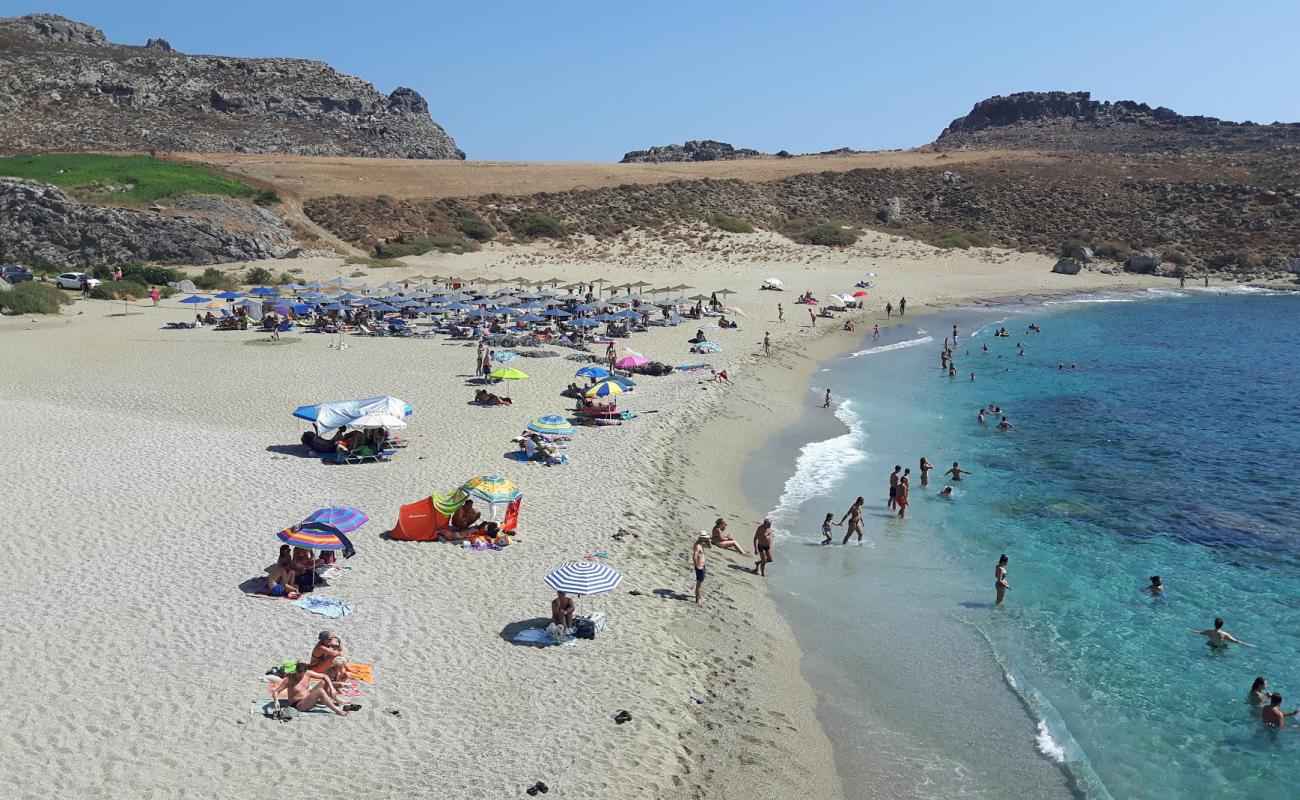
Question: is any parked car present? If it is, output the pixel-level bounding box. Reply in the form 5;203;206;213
55;272;101;291
2;265;33;284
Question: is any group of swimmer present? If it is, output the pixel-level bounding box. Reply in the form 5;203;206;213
822;459;973;542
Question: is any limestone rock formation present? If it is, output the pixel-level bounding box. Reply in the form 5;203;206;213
0;14;464;159
1126;249;1163;273
935;91;1300;153
0;178;299;266
620;140;766;163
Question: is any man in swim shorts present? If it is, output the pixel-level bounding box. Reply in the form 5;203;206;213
896;474;910;519
1262;693;1299;728
753;518;774;576
692;534;710;606
1191;617;1256;652
888;465;902;509
551;591;575;630
944;462;973;482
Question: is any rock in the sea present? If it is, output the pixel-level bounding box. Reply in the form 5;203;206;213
1126;248;1163;273
0;14;464;159
0;178;300;267
1052;257;1084;275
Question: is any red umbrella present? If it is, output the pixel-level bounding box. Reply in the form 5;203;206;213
853;291;869;297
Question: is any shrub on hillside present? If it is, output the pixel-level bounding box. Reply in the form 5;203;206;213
245;266;274;285
1;282;71;314
453;212;496;242
800;224;859;247
253;189;280;206
90;279;150;300
1060;238;1090;257
710;215;754;234
194;267;237;291
1163;250;1191;267
121;263;182;286
1094;241;1131;261
928;231;992;250
375;235;478;258
514;212;568;239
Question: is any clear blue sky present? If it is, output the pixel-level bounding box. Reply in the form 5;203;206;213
6;0;1299;161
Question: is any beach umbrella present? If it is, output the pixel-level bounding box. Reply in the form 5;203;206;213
205;300;226;309
585;380;624;398
606;375;636;389
542;309;572;318
325;277;351;287
605;296;631;306
249;287;279;296
277;521;348;551
443;302;471;311
628;280;653;289
281;283;306;292
714;289;737;298
214;291;244;300
544;560;622;596
623;293;651;303
321;302;345;312
853;290;869;297
615;309;642;320
302;505;369;533
593;313;620;322
570;318;600;328
352;283;374;293
573;303;601;314
466;308;496;318
500;307;524;316
179;294;210;304
516;300;543;310
688;294;711;302
462;474;522;504
371;303;399;313
298;292;325;300
670;284;694;291
528;415;574;436
415;305;439;314
515;313;544;323
336;292;361;301
615;354;649;369
305;280;327;290
489;367;529;381
576;365;611;380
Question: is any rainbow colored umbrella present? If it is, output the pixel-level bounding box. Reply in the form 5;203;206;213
462;474;522;504
528;415;574;435
585;380;624;398
277;521;348;551
301;505;369;533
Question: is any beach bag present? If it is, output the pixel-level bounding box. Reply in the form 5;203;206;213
573;618;597;640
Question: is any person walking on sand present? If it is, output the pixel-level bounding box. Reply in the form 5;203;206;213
809;308;816;327
820;512;840;545
823;389;832;408
995;554;1010;605
885;302;893;318
899;297;906;316
754;518;774;576
1191;618;1256;652
888;465;902;509
944;462;973;481
839;496;865;544
150;286;159;307
919;457;934;486
764;331;772;357
692;534;710;605
778;303;784;323
896;473;910;518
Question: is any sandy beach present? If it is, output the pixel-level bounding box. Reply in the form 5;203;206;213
0;230;1168;799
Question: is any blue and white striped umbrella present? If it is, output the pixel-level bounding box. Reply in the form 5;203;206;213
544;560;622;596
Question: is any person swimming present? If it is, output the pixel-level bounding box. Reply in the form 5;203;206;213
1145;575;1164;596
937;486;954;498
1249;677;1270;717
1191;617;1256;652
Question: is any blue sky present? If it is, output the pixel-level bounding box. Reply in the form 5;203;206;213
6;0;1299;161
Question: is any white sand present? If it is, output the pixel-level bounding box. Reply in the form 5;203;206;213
0;231;1167;799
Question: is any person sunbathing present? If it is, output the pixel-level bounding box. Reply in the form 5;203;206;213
266;562;301;598
474;389;511;406
270;662;355;716
689;330;708;344
552;591;575;629
310;630;344;674
451;500;482;531
710;518;748;554
325;656;351;685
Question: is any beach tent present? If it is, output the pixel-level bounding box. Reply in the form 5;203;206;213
391;484;523;542
762;278;785;290
293;396;412;437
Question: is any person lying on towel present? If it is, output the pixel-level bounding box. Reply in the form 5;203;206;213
474;389;512;406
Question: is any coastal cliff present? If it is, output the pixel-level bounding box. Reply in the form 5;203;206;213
0;14;464;159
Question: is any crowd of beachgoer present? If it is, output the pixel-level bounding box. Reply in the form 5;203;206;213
265;544;339;600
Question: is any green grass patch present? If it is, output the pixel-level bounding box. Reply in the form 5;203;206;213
453;211;496;242
375;235;478;258
0;153;258;205
799;223;859;247
511;211;568;239
194;267;238;292
1094;241;1131;261
928;231;992;250
1;282;72;314
709;215;754;234
90;279;150;301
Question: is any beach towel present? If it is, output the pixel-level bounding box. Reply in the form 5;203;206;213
513;627;577;647
291;596;353;619
251;699;333;719
315;565;351;581
346;663;374;683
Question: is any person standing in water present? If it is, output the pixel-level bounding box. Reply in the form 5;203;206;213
820;512;840;545
995;554;1010;605
873;324;880;339
944;462;973;481
1249;677;1270;716
919;457;934;486
896;474;910;519
888;466;902;509
753;518;774;576
1191;618;1256;652
899;297;907;316
823;389;832;408
839;497;864;544
1262;694;1299;728
885;302;893;318
1145;575;1164;596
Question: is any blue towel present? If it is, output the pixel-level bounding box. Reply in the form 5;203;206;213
292;596;353;619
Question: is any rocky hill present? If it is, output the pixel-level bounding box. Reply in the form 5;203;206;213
0;14;464;159
620;140;769;163
935;91;1300;153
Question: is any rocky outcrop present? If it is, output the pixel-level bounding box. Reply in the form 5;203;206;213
1052;257;1084;275
1125;249;1163;274
936;91;1300;153
0;14;464;159
621;140;766;163
0;178;299;266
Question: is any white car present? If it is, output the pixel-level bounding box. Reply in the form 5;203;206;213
55;272;101;290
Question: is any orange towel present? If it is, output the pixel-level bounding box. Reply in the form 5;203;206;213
346;663;374;683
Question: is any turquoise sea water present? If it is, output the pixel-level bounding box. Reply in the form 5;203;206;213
754;289;1300;799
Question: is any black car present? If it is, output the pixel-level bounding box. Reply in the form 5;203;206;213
1;265;33;284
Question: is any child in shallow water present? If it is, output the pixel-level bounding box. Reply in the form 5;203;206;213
821;512;839;545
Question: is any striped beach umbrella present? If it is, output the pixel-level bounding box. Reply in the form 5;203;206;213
277;521;347;551
528;415;574;436
544;561;622;596
585;380;624;398
301;505;369;533
462;474;522;504
576;366;610;380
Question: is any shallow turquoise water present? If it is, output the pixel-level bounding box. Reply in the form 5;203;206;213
760;289;1300;799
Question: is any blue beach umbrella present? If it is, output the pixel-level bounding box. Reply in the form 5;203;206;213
466;308;495;318
528;415;574;436
444;302;470;311
336;293;361;302
371;303;398;313
593;313;620;322
249;287;279;296
281;283;306;292
515;301;543;310
615;310;642;319
179;294;210;304
576;365;610;380
415;305;439;314
321;302;345;311
541;309;572;318
500;307;524;316
214;291;244;300
516;313;544;323
570;318;600;328
544;560;622;596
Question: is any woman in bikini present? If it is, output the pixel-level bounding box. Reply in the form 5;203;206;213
838;497;865;544
270;662;356;716
710;518;748;555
